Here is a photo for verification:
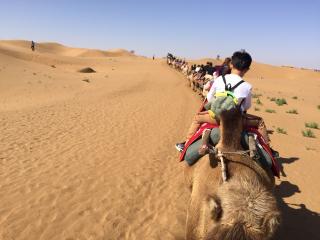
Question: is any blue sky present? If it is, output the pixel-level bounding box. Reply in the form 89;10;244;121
0;0;319;68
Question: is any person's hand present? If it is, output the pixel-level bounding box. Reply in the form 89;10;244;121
198;111;208;115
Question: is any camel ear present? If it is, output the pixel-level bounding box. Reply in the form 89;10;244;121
208;196;222;221
263;211;281;236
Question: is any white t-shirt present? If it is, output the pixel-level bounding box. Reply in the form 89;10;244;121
206;74;252;111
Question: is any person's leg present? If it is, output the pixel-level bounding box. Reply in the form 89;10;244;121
257;118;271;144
198;129;211;155
243;113;279;158
175;112;215;152
186;113;216;141
243;113;271;144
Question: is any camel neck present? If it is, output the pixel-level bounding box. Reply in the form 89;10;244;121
218;125;242;151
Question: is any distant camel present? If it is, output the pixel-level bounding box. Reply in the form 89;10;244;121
184;109;280;240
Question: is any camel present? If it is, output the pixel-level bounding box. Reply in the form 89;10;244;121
184;108;280;240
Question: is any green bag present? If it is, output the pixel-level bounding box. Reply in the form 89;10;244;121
205;75;245;119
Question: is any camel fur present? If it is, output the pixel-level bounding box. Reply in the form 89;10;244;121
184;109;280;240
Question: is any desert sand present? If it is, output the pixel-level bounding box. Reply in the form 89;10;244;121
0;40;319;240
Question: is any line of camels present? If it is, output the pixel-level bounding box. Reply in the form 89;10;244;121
167;56;281;240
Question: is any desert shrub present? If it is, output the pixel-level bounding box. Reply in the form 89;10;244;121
286;109;298;114
252;93;262;98
256;99;262;105
292;96;298;99
265;109;276;113
254;107;260;111
275;98;287;106
276;128;287;134
302;129;316;138
318;105;320;110
305;122;319;129
270;97;276;101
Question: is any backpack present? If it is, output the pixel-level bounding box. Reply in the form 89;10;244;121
205;75;245;119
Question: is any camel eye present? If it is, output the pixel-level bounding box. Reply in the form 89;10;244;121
209;197;222;221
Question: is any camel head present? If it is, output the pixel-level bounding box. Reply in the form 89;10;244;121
205;176;281;240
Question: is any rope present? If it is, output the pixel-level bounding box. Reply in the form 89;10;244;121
208;146;250;156
218;153;227;182
208;148;250;182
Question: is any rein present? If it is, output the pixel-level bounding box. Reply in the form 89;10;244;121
208;146;251;182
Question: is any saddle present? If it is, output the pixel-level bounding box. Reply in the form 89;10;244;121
179;122;280;178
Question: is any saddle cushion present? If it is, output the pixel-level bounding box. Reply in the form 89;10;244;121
185;128;220;165
184;129;273;171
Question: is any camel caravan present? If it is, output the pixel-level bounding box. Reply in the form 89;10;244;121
167;52;281;240
167;53;231;99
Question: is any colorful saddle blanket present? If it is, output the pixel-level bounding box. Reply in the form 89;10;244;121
179;123;280;178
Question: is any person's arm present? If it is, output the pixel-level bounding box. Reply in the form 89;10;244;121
206;78;218;101
243;89;252;111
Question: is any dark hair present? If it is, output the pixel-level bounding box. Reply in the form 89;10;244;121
222;57;231;66
221;65;231;75
231;51;252;71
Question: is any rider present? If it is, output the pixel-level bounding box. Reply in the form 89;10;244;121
175;50;278;156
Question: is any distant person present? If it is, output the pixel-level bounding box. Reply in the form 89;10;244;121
153;55;155;60
203;62;214;80
31;41;35;51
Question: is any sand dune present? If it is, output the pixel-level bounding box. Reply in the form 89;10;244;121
0;41;319;239
77;49;133;58
0;40;134;59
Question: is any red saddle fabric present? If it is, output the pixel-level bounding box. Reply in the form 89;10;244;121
179;124;280;178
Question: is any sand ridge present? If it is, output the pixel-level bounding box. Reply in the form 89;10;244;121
0;41;319;239
0;40;134;58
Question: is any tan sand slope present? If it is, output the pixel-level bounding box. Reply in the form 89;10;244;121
0;40;134;59
0;41;319;240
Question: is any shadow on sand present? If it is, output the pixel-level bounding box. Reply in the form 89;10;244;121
277;157;299;177
275;165;320;240
175;156;320;240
